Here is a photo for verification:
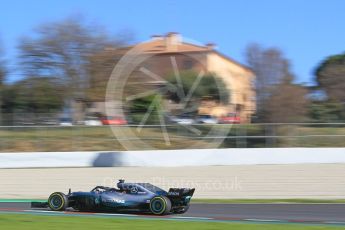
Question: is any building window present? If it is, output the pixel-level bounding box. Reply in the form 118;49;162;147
183;60;194;70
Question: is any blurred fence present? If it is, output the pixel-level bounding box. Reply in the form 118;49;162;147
0;113;62;126
1;122;345;152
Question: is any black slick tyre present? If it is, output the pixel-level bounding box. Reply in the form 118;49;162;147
48;192;68;211
149;196;171;215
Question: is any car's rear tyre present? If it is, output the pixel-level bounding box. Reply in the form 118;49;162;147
149;196;171;215
48;192;68;211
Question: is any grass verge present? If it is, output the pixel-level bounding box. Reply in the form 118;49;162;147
0;213;343;230
1;125;345;151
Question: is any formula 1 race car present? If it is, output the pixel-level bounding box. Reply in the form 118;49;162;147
32;179;195;215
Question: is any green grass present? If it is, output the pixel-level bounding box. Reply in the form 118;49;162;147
1;124;345;151
0;126;213;151
192;199;345;204
0;214;343;230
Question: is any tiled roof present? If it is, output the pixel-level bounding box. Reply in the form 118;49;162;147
99;33;252;71
135;38;211;53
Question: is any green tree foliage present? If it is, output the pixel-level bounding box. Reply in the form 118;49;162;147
166;70;229;105
0;56;5;88
2;77;64;113
309;100;345;123
313;53;345;122
129;94;163;124
315;53;345;103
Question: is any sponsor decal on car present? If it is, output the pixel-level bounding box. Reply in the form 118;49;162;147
168;191;180;196
104;198;125;204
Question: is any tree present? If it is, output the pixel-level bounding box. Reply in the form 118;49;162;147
309;99;345;123
2;77;64;114
86;48;128;101
263;75;309;123
0;43;6;125
129;94;163;124
0;48;5;88
246;44;310;122
245;44;290;118
17;16;130;122
166;70;229;106
17;16;122;101
315;53;345;103
18;18;128;121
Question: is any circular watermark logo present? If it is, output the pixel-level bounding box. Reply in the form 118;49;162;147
105;37;233;150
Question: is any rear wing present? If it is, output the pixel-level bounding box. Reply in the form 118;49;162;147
167;188;195;198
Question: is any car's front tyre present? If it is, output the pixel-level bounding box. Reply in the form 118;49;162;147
149;196;171;215
48;192;68;211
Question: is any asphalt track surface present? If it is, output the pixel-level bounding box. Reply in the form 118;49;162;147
1;202;345;226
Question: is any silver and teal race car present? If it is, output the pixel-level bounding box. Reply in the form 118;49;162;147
33;179;195;215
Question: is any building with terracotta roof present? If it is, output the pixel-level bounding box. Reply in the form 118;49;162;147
87;32;256;123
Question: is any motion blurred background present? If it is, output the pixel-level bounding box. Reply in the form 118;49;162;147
0;1;345;152
2;2;345;229
0;0;345;151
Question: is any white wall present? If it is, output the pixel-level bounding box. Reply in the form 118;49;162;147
1;148;345;168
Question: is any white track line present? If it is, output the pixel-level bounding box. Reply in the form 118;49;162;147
24;210;60;213
24;210;211;220
172;216;213;220
244;218;281;222
96;213;138;217
324;221;345;225
25;210;138;217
